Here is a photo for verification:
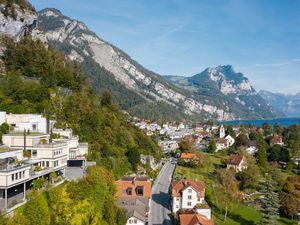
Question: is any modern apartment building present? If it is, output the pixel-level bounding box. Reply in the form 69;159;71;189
0;112;88;210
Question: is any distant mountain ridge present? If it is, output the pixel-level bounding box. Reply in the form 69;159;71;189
259;90;300;118
164;65;276;119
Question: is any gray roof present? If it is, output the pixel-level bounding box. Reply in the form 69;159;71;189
116;196;149;222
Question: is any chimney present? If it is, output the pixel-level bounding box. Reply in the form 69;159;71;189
132;177;136;186
183;177;187;186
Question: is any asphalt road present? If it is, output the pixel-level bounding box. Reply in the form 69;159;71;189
149;159;176;225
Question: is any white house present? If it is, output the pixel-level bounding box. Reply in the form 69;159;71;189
216;138;227;151
225;135;235;147
171;179;206;213
227;155;247;172
247;140;258;155
0;112;49;134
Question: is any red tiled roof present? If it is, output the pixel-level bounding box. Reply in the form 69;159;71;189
272;135;282;143
172;179;205;197
181;153;197;159
115;177;152;198
179;212;214;225
227;155;243;166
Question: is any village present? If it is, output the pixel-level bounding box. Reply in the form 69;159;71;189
0;111;299;225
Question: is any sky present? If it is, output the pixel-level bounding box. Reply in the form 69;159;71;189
30;0;300;94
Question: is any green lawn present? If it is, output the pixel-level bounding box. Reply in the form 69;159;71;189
174;153;298;225
214;204;261;225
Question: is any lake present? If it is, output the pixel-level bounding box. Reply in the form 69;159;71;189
223;118;300;127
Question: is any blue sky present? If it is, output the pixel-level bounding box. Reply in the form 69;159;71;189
31;0;300;94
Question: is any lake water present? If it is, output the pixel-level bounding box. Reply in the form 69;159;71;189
223;118;300;127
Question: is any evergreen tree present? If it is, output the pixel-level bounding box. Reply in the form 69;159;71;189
208;138;216;153
255;134;268;169
260;179;280;225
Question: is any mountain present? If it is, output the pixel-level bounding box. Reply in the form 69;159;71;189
36;8;275;121
1;5;275;121
259;90;300;118
165;65;276;119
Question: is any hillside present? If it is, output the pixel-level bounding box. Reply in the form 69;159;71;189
37;8;273;121
259;90;300;118
165;65;276;119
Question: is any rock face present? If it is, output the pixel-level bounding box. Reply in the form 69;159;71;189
37;8;239;121
0;3;45;42
0;4;275;121
259;90;300;118
165;65;275;119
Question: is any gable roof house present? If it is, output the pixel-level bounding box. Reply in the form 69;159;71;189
115;176;151;225
171;179;208;214
271;135;284;146
227;155;247;172
179;210;215;225
180;153;198;163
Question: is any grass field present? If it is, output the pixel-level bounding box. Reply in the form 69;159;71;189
174;152;298;225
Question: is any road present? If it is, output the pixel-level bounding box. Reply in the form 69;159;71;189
149;159;176;225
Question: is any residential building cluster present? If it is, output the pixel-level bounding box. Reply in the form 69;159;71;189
0;112;88;211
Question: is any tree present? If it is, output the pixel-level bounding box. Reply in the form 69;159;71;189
216;169;240;221
49;172;58;184
178;138;193;153
255;134;268;169
24;193;50;225
259;179;280;225
207;138;216;153
280;176;300;219
235;133;249;147
238;151;261;190
0;122;9;134
126;148;140;171
32;177;46;191
226;125;236;139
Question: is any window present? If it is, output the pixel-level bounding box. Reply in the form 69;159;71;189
136;186;144;196
32;124;37;131
188;189;192;193
126;188;133;195
188;195;192;200
187;202;192;206
16;173;18;180
12;174;14;181
32;150;37;157
176;205;179;208
134;219;137;223
46;161;49;167
197;197;201;202
19;172;21;179
176;198;179;201
22;171;25;178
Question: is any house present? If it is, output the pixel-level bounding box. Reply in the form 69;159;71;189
180;153;197;163
216;138;227;151
225;135;235;147
0;111;52;134
179;210;215;225
171;179;206;213
115;176;151;225
158;140;179;153
271;135;284;146
227;155;247;172
247;140;257;155
0;144;67;210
